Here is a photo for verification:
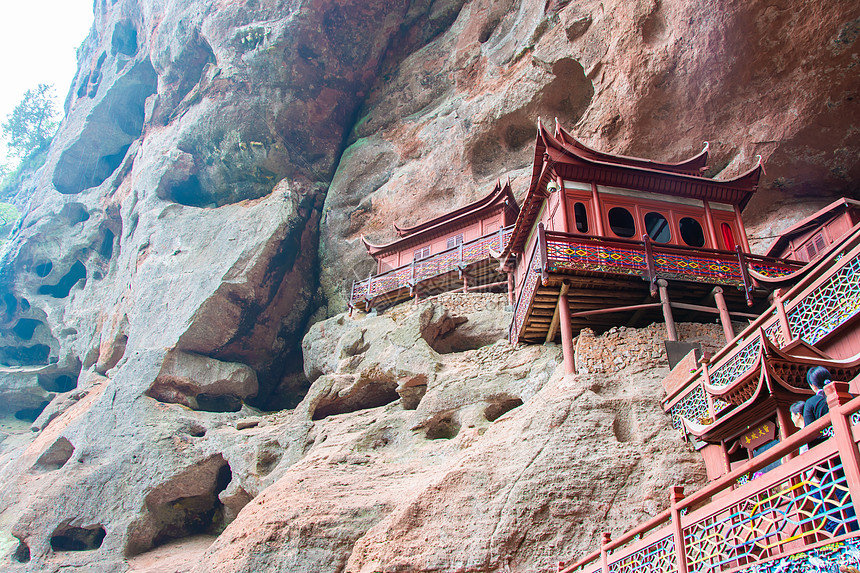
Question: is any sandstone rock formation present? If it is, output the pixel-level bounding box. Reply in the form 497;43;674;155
0;0;856;571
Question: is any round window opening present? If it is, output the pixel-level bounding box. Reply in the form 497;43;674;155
608;207;635;238
644;212;671;243
679;217;706;247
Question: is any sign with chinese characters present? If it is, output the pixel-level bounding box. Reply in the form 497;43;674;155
741;420;775;450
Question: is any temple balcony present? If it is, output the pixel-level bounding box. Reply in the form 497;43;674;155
509;224;802;345
350;225;514;312
665;226;860;445
558;384;860;573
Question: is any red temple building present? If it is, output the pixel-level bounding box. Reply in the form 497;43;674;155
350;181;519;311
501;121;801;373
765;197;860;263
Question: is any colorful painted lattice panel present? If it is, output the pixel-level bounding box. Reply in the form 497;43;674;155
607;534;675;573
736;537;860;573
653;252;743;286
683;453;858;573
707;336;761;389
545;240;645;277
670;384;710;431
763;316;785;348
749;261;800;279
784;253;860;345
510;256;541;344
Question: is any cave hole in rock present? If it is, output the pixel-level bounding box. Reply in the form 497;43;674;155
185;424;206;437
20;298;29;311
424;414;461;440
612;411;634;443
14;401;50;422
2;292;17;317
99;228;116;259
12;318;43;341
195;393;243;413
422;317;495;354
50;523;106;551
484;397;524;422
1;344;50;366
59;202;90;226
14;538;30;562
311;380;400;421
54;59;156;194
33;437;75;471
38;370;79;393
128;458;232;555
111;20;138;56
38;261;87;298
34;260;53;277
166;174;210;208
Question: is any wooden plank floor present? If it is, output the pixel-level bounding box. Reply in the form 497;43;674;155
520;272;773;343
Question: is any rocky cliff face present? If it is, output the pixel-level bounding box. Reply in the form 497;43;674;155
0;0;857;571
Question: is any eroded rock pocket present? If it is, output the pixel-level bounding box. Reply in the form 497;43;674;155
146;351;258;413
50;523;106;551
33;437;75;472
125;455;233;556
310;375;400;421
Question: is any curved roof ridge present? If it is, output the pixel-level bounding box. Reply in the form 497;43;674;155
362;181;518;257
554;124;710;174
393;179;507;238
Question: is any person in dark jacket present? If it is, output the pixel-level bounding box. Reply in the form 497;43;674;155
801;366;857;534
803;366;832;448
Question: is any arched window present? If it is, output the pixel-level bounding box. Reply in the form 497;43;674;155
679;217;706;247
721;223;737;251
573;202;589;233
644;212;671;243
608;207;635;238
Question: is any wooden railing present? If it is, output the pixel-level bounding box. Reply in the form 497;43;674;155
560;383;860;573
508;224;801;344
350;226;514;310
664;228;860;434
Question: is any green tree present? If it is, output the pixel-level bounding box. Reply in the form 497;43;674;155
2;84;59;161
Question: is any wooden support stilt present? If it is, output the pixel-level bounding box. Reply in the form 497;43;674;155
546;282;570;343
712;287;735;343
558;282;575;374
462;274;468;293
658;279;678;341
507;271;515;305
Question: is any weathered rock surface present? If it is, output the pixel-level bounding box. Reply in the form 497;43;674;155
0;0;856;571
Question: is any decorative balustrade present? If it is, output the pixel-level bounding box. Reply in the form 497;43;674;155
508;226;801;344
350;226;514;310
665;231;860;433
560;385;860;573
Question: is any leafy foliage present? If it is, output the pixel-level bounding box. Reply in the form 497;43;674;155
2;84;59;160
0;202;20;244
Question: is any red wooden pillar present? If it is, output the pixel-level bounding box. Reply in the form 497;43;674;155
670;486;688;573
591;182;605;236
558;286;575;375
506;270;515;306
658;279;678;341
557;174;569;232
600;531;612;573
712;287;734;343
775;403;797;461
734;204;752;253
703;200;720;249
825;383;860;498
774;289;792;344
